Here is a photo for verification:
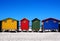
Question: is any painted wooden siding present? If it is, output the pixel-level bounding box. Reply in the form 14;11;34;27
21;18;29;31
44;20;59;30
2;19;17;31
32;18;40;31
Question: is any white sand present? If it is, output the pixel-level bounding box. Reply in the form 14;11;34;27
0;32;60;41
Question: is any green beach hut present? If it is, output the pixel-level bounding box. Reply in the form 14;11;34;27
32;18;40;31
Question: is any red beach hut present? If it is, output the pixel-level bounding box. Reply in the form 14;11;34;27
20;18;29;31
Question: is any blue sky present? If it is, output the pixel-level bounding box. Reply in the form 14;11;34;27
0;0;60;21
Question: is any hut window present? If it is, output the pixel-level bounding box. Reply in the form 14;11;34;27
53;21;56;23
35;21;38;22
12;20;14;22
59;22;60;24
4;20;7;23
23;20;26;23
46;21;48;23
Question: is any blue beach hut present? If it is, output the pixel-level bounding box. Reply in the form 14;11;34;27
42;18;59;32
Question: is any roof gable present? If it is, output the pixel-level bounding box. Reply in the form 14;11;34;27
1;18;18;21
21;18;29;22
32;18;40;22
42;18;59;22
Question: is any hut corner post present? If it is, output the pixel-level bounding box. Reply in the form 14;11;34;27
58;22;60;32
17;21;19;32
0;21;2;32
42;22;44;32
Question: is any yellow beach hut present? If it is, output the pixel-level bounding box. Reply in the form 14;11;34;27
1;18;19;32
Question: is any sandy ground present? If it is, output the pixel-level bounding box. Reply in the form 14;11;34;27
0;32;60;41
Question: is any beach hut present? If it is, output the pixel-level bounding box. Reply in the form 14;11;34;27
42;18;59;32
32;18;40;31
21;18;29;31
1;18;19;32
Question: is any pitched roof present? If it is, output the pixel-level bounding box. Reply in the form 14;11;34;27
1;18;18;21
32;18;40;22
42;18;59;22
21;18;29;22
